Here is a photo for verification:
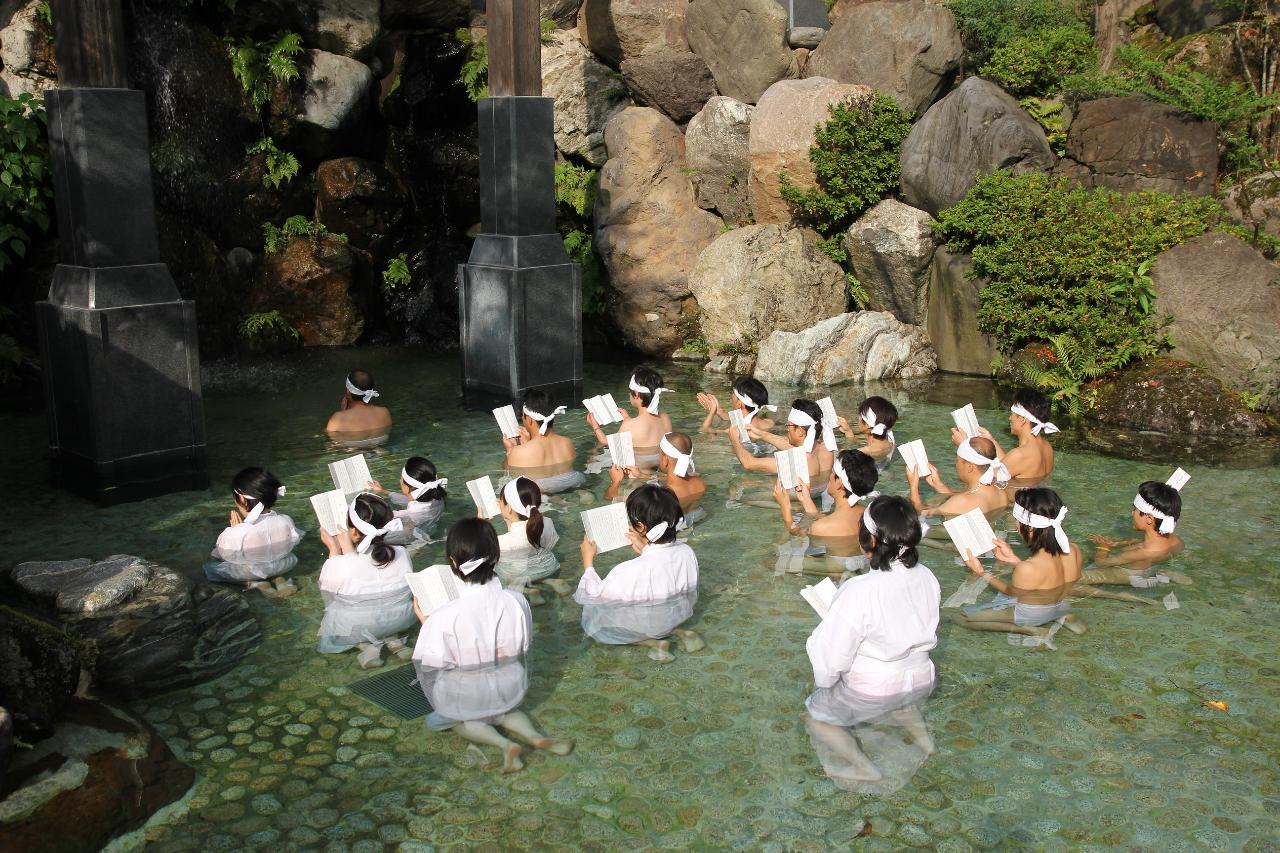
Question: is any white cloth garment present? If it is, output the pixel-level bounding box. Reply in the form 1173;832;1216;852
496;517;561;587
316;546;414;652
575;541;699;644
206;511;304;582
388;494;445;537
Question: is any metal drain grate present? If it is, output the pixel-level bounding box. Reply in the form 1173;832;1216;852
348;664;430;720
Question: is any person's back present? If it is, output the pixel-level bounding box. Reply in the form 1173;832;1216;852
426;579;531;666
659;432;705;512
327;369;392;436
909;436;1011;518
608;367;674;456
1000;389;1058;485
505;390;576;471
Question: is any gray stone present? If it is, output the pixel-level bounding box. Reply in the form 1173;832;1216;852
1095;0;1153;69
1221;170;1280;240
900;77;1055;215
0;0;55;98
0;607;81;740
755;311;937;386
689;224;848;350
620;52;717;123
1155;0;1228;38
542;0;583;25
787;26;826;49
926;248;997;375
686;0;795;105
577;0;689;67
807;0;963;116
14;555;152;614
842;199;937;325
541;28;628;166
282;49;374;160
304;0;380;61
686;96;755;226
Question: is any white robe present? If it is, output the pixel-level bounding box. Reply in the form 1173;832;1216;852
205;511;303;582
387;494;445;543
412;577;532;729
496;517;560;587
574;541;699;644
316;547;415;653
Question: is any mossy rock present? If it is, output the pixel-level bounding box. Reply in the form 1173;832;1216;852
1087;358;1278;435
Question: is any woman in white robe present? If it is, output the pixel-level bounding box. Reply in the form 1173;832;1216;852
494;476;560;594
368;456;447;545
205;467;303;597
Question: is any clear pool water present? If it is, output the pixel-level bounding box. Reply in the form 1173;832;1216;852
3;346;1277;852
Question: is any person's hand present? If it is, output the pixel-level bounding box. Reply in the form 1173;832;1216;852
836;415;854;438
320;527;341;556
625;526;647;555
925;464;945;491
962;549;985;575
228;509;241;527
367;479;385;493
340;395;351;411
977;426;994;441
608;464;625;485
696;392;721;416
795;484;817;511
745;420;768;439
335;527;355;553
950;426;966;446
992;538;1017;564
586;411;598;430
413;596;426;624
1089;533;1120;550
905;462;921;489
579;535;597;567
772;479;788;508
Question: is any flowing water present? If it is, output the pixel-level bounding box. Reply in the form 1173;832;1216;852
2;346;1277;852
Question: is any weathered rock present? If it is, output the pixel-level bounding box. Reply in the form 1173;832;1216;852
1222;170;1280;240
788;26;826;49
0;607;81;741
303;0;381;61
926;248;997;375
0;0;56;98
15;555;152;615
807;0;962;116
755;311;937;385
749;76;872;224
253;233;365;347
595;107;723;355
842;199;937;325
1155;0;1228;39
542;0;584;26
686;0;794;104
541;28;628;165
1152;232;1280;406
381;0;469;29
0;697;195;852
1088;358;1277;435
704;352;757;375
1095;0;1154;70
900;77;1055;215
689;224;848;350
1056;97;1217;196
315;157;405;252
621;52;717;123
577;0;689;67
686;95;755;226
276;49;374;161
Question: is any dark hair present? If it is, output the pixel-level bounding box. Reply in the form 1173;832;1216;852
502;476;545;549
445;517;499;584
1012;387;1052;426
857;496;921;571
521;388;558;432
347;369;375;395
665;431;693;455
858;396;898;433
625;484;681;544
349;493;396;567
732;376;769;409
1137;481;1181;532
232;467;282;512
836;449;878;498
791;398;823;426
629;366;664;409
1014;487;1066;556
403;456;446;502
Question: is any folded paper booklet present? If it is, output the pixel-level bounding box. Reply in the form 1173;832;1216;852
583;394;624;426
800;576;839;619
467;476;501;519
310;488;349;535
728;408;751;443
492;405;521;439
405;564;463;615
943;508;998;561
328;453;373;497
815;396;839;427
775;447;811;492
1166;467;1190;491
951;404;981;439
581;502;632;553
606;431;636;469
898;439;930;476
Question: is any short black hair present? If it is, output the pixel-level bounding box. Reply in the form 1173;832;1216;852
403;456;446;501
1012;387;1052;425
629;366;665;408
1015;487;1066;556
625;484;681;544
857;496;921;571
232;467;282;510
520;388;559;430
1137;481;1181;532
350;493;396;567
445;517;499;584
791;398;822;424
347;369;375;393
837;449;878;497
858;396;898;432
732;376;769;408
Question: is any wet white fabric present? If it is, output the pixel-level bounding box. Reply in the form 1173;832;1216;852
957;437;1011;486
348;498;405;554
345;377;380;404
523;405;566;435
659;433;695;477
1133;494;1177;534
207;511;304;582
629;375;672;414
1012;502;1070;551
402;469;447;500
788;408;836;454
575;541;698;643
503;477;533;516
860;408;896;446
734;389;777;423
236;485;286;525
317;546;414;651
496;517;560;587
1011;403;1060;436
388;493;445;533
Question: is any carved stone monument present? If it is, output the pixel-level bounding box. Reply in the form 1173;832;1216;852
458;0;582;407
36;0;208;503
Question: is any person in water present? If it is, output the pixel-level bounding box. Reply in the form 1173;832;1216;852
775;448;879;539
493;476;565;600
1084;481;1189;584
367;456;447;543
588;366;674;468
907;435;1011;518
804;496;939;788
412;518;573;773
837;396;898;466
733;398;836;488
575;485;702;662
503;388;581;493
325;369;392;440
959;388;1056;486
657;432;706;515
954;487;1087;638
206;467;303;598
696;376;777;440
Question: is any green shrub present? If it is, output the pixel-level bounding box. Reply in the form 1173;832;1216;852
554;161;607;317
1019;97;1069;155
247;136;299;190
554;161;597;217
263;215;343;253
779;93;913;236
227;31;303;112
981;25;1096;97
946;0;1086;68
456;20;558;102
0;93;52;272
382;252;412;295
239;310;300;343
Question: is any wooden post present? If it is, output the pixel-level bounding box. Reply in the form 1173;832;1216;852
51;0;129;88
487;0;542;97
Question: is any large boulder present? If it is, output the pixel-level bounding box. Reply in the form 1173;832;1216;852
0;0;56;98
301;0;381;61
1155;0;1229;39
755;311;937;385
275;49;375;161
1221;170;1280;240
926;248;998;375
842;199;937;325
749;77;872;224
686;95;755;226
1056;97;1217;196
1087;358;1277;435
254;233;365;346
686;0;795;104
596;107;723;355
315;156;406;252
543;0;584;25
807;0;962;117
900;77;1055;215
0;606;81;742
621;52;718;123
577;0;689;67
1152;232;1280;406
689;224;848;350
541;28;629;165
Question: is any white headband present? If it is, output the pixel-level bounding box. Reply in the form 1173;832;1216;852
502;477;534;517
237;486;286;524
402;469;446;501
861;408;896;445
832;456;877;507
645;521;670;542
1011;403;1059;436
345;378;379;404
522;405;566;435
1134;494;1177;534
787;408;837;453
348;497;404;554
1012;502;1070;552
957;437;1011;487
457;557;486;576
862;505;929;551
659;433;695;477
734;389;777;423
629;375;672;415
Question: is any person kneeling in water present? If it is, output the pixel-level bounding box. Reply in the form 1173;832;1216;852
1085;481;1189;585
503;388;583;494
494;476;565;601
206;467;302;598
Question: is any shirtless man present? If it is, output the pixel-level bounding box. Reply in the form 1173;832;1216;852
775;448;878;539
504;389;576;472
1084;481;1189;584
732;399;835;487
326;370;392;439
908;435;1011;518
836;396;897;465
696;376;777;436
956;388;1056;487
589;367;673;467
657;432;705;513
